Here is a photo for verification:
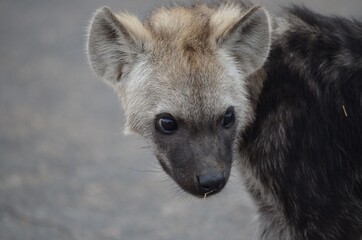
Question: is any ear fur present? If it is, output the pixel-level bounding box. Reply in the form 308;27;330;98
87;7;150;85
217;5;271;75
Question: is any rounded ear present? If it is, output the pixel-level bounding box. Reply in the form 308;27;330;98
87;7;150;85
217;5;272;75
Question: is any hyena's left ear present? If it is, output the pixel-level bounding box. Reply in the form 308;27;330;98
87;7;151;85
213;5;271;75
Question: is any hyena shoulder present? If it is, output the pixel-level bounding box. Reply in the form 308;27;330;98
242;6;362;240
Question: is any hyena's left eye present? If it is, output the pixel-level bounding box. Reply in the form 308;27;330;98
155;113;178;134
221;106;235;129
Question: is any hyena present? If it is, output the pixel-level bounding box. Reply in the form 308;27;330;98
87;0;362;239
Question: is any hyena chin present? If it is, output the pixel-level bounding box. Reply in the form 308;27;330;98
87;1;270;197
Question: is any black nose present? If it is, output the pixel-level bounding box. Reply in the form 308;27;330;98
196;172;226;193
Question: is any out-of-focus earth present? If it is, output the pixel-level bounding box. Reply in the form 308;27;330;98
1;0;361;239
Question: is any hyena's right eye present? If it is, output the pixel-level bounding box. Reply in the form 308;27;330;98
155;113;178;134
221;106;235;129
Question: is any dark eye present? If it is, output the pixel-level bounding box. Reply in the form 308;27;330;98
221;107;235;129
156;113;178;134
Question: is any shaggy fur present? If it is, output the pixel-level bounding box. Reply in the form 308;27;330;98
241;7;362;239
87;1;362;239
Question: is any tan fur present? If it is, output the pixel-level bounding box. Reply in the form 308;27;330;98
87;1;272;137
210;2;247;40
116;13;152;44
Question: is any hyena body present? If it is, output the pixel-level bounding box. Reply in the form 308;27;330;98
87;1;362;239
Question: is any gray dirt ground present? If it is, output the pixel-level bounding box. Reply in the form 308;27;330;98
0;0;361;240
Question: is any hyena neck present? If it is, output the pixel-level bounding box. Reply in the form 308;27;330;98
243;15;290;114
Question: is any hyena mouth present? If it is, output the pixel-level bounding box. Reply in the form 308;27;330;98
170;169;231;198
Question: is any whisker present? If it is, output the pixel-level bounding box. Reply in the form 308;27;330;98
127;167;162;173
144;162;162;170
127;160;163;174
140;146;152;149
169;187;191;203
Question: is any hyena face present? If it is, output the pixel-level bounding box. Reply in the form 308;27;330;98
87;1;271;197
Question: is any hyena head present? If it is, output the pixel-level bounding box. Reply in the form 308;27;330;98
87;1;271;197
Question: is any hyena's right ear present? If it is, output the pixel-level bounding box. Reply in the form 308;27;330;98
87;7;151;85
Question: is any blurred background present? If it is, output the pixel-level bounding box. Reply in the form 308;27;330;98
0;0;361;239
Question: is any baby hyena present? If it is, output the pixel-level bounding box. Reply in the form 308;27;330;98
87;1;362;239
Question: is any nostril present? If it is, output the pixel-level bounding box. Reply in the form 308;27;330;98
196;172;226;193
